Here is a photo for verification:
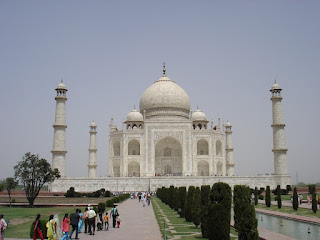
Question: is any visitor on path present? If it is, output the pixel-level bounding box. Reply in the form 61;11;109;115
33;214;44;240
96;213;103;231
142;196;146;207
61;214;70;240
87;207;96;235
69;209;80;239
138;194;141;202
103;212;109;231
54;214;62;240
0;214;7;240
46;215;56;240
78;210;83;233
307;195;311;205
116;216;121;228
83;207;88;233
110;205;119;228
147;195;151;206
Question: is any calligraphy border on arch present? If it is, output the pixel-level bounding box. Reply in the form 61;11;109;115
154;131;183;144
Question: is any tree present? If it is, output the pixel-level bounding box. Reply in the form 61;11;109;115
173;187;179;211
265;186;271;207
3;177;18;207
233;185;259;240
192;187;201;228
308;184;316;195
184;186;195;222
178;187;187;217
293;187;298;211
254;187;258;205
277;185;282;209
312;192;317;213
14;152;60;207
208;182;232;240
200;185;210;238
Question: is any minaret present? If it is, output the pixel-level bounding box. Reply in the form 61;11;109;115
52;81;68;177
225;121;235;176
270;83;288;175
88;121;97;178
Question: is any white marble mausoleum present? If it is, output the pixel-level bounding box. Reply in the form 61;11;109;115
49;66;291;192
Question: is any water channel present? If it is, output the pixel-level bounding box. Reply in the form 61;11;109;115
256;212;320;239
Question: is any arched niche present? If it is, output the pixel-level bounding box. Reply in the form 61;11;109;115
128;161;140;177
128;139;140;155
155;136;182;176
216;140;222;157
113;162;120;177
197;139;209;155
217;161;223;176
113;140;120;156
198;160;209;176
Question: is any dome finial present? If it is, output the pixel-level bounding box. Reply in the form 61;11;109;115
162;62;166;77
134;104;136;109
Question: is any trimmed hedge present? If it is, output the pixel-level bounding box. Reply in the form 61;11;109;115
106;199;114;207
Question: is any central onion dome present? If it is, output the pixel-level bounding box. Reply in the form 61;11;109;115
139;65;190;119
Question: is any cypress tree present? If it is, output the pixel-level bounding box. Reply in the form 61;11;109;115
254;187;258;205
178;186;187;217
234;185;259;240
293;187;298;211
207;182;232;240
185;186;195;222
277;185;282;209
265;186;271;207
200;185;210;238
173;187;179;211
168;185;175;208
193;187;201;228
312;192;317;213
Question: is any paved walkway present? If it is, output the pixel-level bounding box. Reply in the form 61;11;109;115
8;198;162;240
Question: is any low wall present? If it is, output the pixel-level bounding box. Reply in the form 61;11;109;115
49;175;291;192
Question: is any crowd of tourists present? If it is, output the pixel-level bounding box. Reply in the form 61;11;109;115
32;204;121;240
132;192;151;207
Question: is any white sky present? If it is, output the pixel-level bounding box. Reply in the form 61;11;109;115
0;1;319;184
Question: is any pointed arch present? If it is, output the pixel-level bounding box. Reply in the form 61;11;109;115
216;140;222;157
198;160;209;176
113;140;120;156
197;139;209;155
128;139;140;155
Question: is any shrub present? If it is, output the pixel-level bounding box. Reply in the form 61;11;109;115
98;202;106;213
258;195;264;200
184;186;195;222
192;187;201;228
104;190;111;197
30;220;47;239
260;187;265;192
277;185;282;209
254;187;258;205
312;193;317;213
286;185;292;192
208;182;232;240
265;186;271;207
293;187;298;211
233;185;258;240
106;199;114;207
65;187;76;197
200;185;210;238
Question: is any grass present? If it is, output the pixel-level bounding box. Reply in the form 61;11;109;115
255;203;320;218
0;205;111;238
151;196;238;240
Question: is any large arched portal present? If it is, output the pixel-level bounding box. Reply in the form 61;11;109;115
128;161;140;177
155;137;182;176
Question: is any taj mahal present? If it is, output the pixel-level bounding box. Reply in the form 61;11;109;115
49;65;291;192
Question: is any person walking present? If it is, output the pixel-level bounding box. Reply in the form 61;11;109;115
116;216;121;228
83;208;88;234
77;210;83;233
33;214;44;240
87;207;96;235
110;205;119;228
61;214;70;240
0;214;7;240
103;212;109;231
69;209;80;239
46;215;56;240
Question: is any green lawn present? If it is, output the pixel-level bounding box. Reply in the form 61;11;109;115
255;203;320;218
151;196;238;240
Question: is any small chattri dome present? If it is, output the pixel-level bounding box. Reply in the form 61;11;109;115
225;121;232;127
91;121;97;127
191;108;208;122
271;82;281;90
126;108;144;122
57;81;67;90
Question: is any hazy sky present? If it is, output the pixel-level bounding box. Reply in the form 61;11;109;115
1;1;319;184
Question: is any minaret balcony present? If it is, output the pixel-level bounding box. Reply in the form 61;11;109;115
272;148;288;152
271;123;286;127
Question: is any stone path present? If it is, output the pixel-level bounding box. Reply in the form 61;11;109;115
7;198;162;240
